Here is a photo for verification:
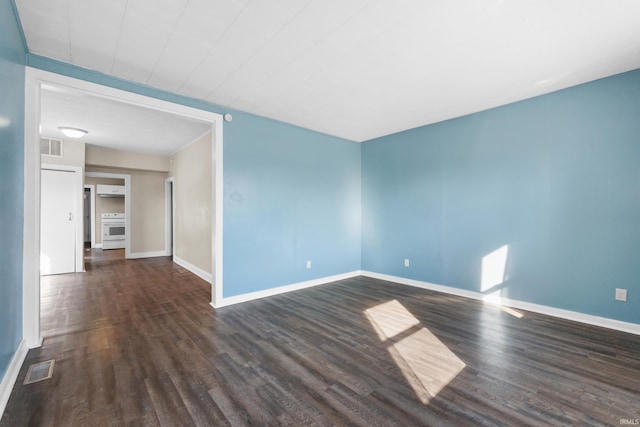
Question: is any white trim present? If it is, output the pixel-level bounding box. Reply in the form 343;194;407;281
23;70;41;347
0;339;28;418
213;271;363;308
24;67;224;349
164;177;175;257
362;271;482;301
41;163;84;273
84;185;96;249
128;250;168;259
95;243;103;249
173;256;212;284
361;271;640;336
213;115;223;307
85;171;131;258
32;70;221;122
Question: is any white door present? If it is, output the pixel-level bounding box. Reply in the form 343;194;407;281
41;169;76;275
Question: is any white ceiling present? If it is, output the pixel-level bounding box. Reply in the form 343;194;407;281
40;85;211;155
16;0;640;142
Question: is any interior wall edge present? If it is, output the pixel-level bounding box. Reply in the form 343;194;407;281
0;0;27;396
8;0;27;57
173;256;212;284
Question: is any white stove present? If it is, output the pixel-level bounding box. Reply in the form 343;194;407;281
101;213;125;249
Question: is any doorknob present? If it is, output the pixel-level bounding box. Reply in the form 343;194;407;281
68;213;73;221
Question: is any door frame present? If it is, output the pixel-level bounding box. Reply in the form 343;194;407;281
24;67;224;348
83;184;96;249
164;177;175;257
40;164;84;274
85;172;131;256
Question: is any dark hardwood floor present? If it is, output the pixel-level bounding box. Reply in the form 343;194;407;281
2;249;639;426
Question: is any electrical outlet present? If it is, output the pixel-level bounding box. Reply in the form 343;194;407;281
404;259;410;268
306;260;311;269
615;288;627;302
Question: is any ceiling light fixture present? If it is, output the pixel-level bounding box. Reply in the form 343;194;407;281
58;126;88;138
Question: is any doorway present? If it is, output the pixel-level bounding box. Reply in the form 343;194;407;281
83;187;91;248
165;177;175;257
83;185;96;249
23;68;224;348
85;173;128;253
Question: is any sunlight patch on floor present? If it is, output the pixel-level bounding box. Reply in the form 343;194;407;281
500;305;523;318
365;299;466;404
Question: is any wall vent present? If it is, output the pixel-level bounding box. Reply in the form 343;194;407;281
40;137;63;157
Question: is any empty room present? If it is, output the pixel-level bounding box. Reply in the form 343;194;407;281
1;0;639;425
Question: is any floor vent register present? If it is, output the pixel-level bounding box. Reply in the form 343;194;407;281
23;359;55;385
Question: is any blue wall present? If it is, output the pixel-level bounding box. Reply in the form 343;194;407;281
0;0;26;380
26;55;362;299
362;69;640;324
224;113;360;296
23;35;640;323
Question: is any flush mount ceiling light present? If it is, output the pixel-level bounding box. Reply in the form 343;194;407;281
58;126;88;138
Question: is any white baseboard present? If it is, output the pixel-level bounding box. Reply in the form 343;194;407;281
0;339;28;419
214;270;363;308
127;250;167;260
95;243;102;249
361;271;640;336
173;256;212;283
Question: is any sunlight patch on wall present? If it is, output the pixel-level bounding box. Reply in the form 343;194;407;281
40;253;50;275
480;245;524;317
365;299;466;404
481;244;509;306
481;245;509;293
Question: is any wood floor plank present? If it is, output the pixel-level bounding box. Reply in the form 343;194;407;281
2;248;639;426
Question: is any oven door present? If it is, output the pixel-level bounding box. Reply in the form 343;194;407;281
102;222;125;241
